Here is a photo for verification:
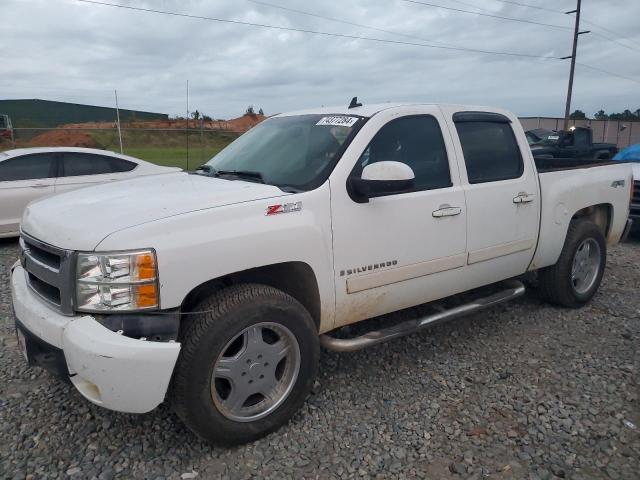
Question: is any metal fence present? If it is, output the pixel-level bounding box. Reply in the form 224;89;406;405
519;117;640;149
2;119;639;169
1;127;241;170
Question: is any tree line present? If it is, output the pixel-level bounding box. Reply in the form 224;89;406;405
172;106;266;122
570;108;640;121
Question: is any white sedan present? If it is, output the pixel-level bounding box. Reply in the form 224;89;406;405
0;147;180;238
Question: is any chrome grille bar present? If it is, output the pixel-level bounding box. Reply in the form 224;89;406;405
20;232;76;315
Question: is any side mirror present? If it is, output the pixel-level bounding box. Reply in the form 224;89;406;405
349;161;415;203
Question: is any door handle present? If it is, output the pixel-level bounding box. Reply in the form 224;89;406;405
432;205;462;218
30;183;49;189
513;192;535;204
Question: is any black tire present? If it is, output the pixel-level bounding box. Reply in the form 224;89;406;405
170;283;319;445
537;219;606;308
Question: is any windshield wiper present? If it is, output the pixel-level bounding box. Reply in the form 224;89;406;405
194;165;265;184
214;169;265;183
194;164;215;174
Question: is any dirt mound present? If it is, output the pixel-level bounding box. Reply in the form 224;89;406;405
222;114;266;132
59;114;266;133
29;130;98;148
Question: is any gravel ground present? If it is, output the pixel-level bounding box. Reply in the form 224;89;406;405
0;236;638;480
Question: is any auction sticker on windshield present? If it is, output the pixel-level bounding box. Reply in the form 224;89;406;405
316;116;359;127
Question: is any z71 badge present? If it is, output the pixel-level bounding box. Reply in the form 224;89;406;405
265;202;302;216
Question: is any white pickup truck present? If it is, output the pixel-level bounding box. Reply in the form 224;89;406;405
11;101;634;445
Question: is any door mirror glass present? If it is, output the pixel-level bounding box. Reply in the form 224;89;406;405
350;161;415;202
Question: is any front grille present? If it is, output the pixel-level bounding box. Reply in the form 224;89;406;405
631;181;640;219
19;233;75;315
28;273;62;304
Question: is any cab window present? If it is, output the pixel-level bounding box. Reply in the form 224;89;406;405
62;153;128;176
0;154;56;181
455;120;523;184
354;115;452;191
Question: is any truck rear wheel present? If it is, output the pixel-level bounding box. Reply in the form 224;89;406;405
538;219;606;307
170;284;319;445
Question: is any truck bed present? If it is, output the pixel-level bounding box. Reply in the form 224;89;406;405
531;159;632;271
534;157;618;173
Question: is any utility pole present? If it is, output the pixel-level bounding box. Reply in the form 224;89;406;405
561;0;590;131
114;90;123;154
186;80;189;171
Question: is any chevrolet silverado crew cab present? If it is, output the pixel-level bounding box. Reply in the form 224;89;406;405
11;101;634;445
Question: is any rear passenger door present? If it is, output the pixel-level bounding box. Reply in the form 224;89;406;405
444;109;540;280
55;152;137;193
0;153;57;235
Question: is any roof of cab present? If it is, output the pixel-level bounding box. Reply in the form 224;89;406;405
275;102;505;118
276;103;410;118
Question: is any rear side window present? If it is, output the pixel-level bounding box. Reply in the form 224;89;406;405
572;129;589;147
110;157;136;172
62;153;129;176
455;121;523;184
355;115;451;191
0;154;56;181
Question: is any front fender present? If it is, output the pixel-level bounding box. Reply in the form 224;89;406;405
95;184;336;331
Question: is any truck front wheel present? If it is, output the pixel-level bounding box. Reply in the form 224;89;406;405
170;284;319;445
538;219;606;307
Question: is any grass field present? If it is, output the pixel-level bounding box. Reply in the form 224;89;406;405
97;129;239;170
113;146;227;169
1;128;240;170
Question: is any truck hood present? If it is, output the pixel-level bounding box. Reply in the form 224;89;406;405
21;172;288;250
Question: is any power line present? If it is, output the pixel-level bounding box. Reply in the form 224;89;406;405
75;0;562;59
247;0;456;47
248;0;513;53
445;0;497;14
73;1;640;87
576;62;640;85
580;19;639;47
398;0;572;30
481;0;563;14
483;0;640;51
582;27;640;53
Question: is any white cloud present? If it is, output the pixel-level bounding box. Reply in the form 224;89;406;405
1;0;638;118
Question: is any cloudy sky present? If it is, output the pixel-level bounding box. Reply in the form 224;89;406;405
2;0;639;119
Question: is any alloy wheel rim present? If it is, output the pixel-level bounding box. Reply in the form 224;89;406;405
571;238;601;295
211;322;301;422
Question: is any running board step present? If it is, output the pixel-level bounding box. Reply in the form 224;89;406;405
319;280;525;352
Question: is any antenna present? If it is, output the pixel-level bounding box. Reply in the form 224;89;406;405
348;97;362;109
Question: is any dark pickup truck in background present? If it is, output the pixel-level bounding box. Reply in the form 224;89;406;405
527;126;618;160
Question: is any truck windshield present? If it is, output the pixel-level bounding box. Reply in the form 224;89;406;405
203;114;362;191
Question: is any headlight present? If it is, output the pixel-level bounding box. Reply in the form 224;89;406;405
75;249;159;312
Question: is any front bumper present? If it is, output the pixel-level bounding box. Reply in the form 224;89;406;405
11;264;181;414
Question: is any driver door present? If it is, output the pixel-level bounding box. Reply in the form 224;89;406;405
329;108;468;327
